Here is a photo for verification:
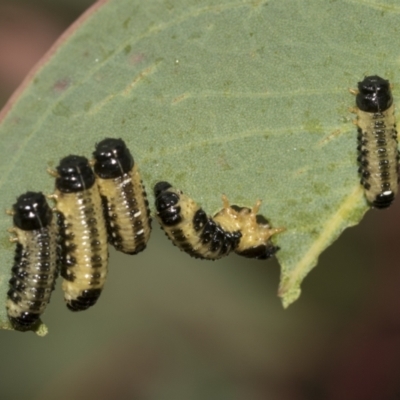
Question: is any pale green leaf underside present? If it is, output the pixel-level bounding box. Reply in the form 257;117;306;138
0;0;398;332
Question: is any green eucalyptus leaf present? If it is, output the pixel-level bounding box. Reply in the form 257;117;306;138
1;0;396;332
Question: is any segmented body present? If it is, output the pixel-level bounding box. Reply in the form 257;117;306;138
154;182;241;260
7;192;58;330
93;138;151;255
52;155;108;311
354;75;399;208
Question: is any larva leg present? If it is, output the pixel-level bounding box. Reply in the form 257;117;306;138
251;199;262;215
221;194;230;209
47;168;59;178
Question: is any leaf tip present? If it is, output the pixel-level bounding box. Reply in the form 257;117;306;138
277;258;307;308
278;279;301;309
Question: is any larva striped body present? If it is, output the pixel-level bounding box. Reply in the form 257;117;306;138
354;75;399;209
51;155;108;311
93;138;151;255
6;192;58;330
154;182;241;260
213;196;284;259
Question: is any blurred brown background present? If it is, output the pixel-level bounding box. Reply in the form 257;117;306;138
1;1;400;399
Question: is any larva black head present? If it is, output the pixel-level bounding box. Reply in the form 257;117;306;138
154;181;173;198
356;75;393;113
12;192;52;231
93;138;134;179
55;155;95;193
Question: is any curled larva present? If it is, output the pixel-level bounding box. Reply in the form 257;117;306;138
213;196;284;259
154;181;241;260
352;75;399;209
93;138;151;255
49;155;108;311
6;192;58;330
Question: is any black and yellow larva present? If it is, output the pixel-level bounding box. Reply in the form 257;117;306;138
6;192;58;330
351;75;399;209
154;182;242;260
48;155;108;311
213;196;284;259
93;138;151;255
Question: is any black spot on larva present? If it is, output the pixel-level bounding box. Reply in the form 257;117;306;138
8;277;26;292
11;265;28;280
373;190;395;209
230;205;246;213
66;288;102;312
7;192;58;331
122;243;146;256
9;312;39;330
56;155;95;193
236;244;280;260
255;214;269;225
193;209;208;231
200;220;217;244
172;229;187;242
155;191;179;211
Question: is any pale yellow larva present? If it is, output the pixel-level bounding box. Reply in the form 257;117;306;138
93;138;151;255
353;75;399;209
6;192;58;330
154;182;241;260
49;155;108;311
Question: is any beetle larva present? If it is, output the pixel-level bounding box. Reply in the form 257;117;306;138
352;75;399;208
154;181;241;260
49;155;108;311
93;138;151;255
6;192;58;330
213;196;284;259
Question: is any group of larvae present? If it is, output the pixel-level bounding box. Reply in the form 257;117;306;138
7;139;152;330
7;75;399;331
6;139;283;331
